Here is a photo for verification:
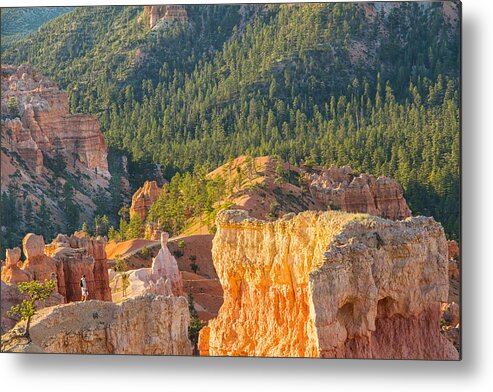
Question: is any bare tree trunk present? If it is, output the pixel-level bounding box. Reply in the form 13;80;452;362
24;316;32;342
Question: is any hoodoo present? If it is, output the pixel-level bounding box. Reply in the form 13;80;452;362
130;180;163;221
199;210;458;359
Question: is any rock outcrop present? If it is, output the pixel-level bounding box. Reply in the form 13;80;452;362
2;234;54;287
2;295;192;355
199;210;458;360
1;65;112;232
130;180;163;221
150;232;183;296
0;280;64;334
1;65;109;178
308;166;411;220
45;233;112;302
143;5;187;29
1;247;30;283
112;232;183;301
447;240;460;281
20;234;57;283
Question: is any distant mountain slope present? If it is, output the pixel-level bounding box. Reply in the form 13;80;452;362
1;7;73;50
3;2;461;239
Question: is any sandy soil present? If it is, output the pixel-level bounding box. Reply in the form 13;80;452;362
106;239;160;259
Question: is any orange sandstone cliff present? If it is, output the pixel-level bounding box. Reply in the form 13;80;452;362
198;210;458;359
130;180;163;221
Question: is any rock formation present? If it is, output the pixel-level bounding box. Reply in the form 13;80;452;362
198;210;458;360
2;295;192;355
1;65;109;178
447;240;460;281
0;280;64;334
112;232;184;301
21;234;57;283
45;233;112;302
308;166;411;220
2;233;57;284
1;64;112;231
1;247;30;283
130;180;163;221
143;5;188;29
448;240;460;260
151;232;183;296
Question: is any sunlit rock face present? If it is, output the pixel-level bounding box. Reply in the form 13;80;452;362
199;210;458;360
308;166;411;220
130;180;163;221
45;232;112;302
143;5;188;29
3;295;192;355
1;65;112;230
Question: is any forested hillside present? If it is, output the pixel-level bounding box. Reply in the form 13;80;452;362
0;7;72;51
3;2;460;239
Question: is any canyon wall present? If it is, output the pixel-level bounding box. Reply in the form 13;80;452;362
199;210;458;359
2;232;111;307
307;166;411;220
1;64;111;232
1;64;109;179
3;295;192;355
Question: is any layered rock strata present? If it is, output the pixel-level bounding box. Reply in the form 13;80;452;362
2;295;192;355
45;233;111;302
308;166;411;220
1;64;109;178
1;65;111;231
143;5;188;29
198;210;458;360
130;180;163;221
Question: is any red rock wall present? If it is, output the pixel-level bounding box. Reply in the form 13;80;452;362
47;234;111;302
308;167;411;220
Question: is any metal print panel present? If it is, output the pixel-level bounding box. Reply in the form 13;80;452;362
0;1;461;359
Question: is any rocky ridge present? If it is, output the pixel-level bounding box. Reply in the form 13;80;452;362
2;295;192;355
307;166;411;220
